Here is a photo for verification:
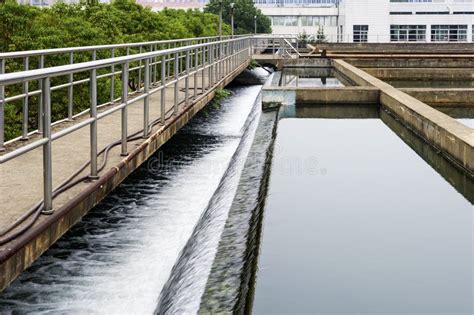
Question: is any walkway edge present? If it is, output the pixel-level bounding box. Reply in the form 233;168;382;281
0;60;250;293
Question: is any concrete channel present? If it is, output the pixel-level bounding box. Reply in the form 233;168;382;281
0;58;251;293
263;58;473;175
201;50;474;312
1;41;473;310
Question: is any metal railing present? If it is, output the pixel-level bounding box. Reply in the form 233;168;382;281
0;36;253;213
252;35;299;57
0;35;244;146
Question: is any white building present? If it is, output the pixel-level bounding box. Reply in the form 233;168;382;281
17;0;109;7
255;0;339;40
256;0;474;43
137;0;207;11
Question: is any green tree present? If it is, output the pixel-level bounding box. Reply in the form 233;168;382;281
0;0;226;140
204;0;271;35
315;26;328;43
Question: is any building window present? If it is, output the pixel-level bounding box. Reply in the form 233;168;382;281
300;16;337;27
272;16;285;26
431;25;468;42
255;0;338;6
390;25;426;42
353;25;368;42
285;16;298;27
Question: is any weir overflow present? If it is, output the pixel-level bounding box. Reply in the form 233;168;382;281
0;36;473;313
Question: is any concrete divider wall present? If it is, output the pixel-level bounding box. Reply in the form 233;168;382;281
401;88;474;107
363;68;474;81
315;43;474;54
262;87;379;107
346;58;474;69
333;60;474;174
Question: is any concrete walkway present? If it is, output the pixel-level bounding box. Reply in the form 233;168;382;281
0;75;204;233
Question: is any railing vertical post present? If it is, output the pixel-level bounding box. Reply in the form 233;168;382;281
227;42;231;74
21;56;29;140
0;58;5;151
167;43;171;78
226;42;229;76
201;46;205;92
110;48;115;105
185;50;190;107
232;40;235;69
217;43;221;80
138;46;142;91
161;55;166;125
38;55;44;133
41;77;53;214
68;52;74;121
223;42;226;77
121;62;129;156
143;58;150;138
216;43;220;81
90;68;98;179
154;44;158;84
174;53;179;114
209;44;213;86
194;47;198;99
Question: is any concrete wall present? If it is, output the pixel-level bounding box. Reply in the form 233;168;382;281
346;58;474;69
401;88;474;107
333;59;474;174
262;86;379;107
363;68;474;81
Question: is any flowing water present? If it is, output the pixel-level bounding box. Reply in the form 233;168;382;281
0;84;263;314
1;66;473;315
459;118;474;128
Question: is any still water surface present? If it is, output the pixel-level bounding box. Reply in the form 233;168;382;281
253;118;473;314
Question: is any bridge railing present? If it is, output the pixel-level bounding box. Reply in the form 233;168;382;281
252;35;299;58
0;36;253;213
0;35;245;145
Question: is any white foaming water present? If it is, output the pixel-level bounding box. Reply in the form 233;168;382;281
155;91;261;314
0;85;263;314
458;118;474;129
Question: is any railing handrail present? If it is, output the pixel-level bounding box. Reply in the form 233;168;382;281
0;35;250;59
0;36;253;86
0;34;300;226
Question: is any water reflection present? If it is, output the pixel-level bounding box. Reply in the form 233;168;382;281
280;68;352;87
381;109;474;204
253;114;473;314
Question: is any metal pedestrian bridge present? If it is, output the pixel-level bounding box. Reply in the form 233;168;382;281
0;34;298;291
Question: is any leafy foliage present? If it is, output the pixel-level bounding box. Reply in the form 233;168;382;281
204;0;271;35
315;26;328;43
0;0;227;140
297;27;328;46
